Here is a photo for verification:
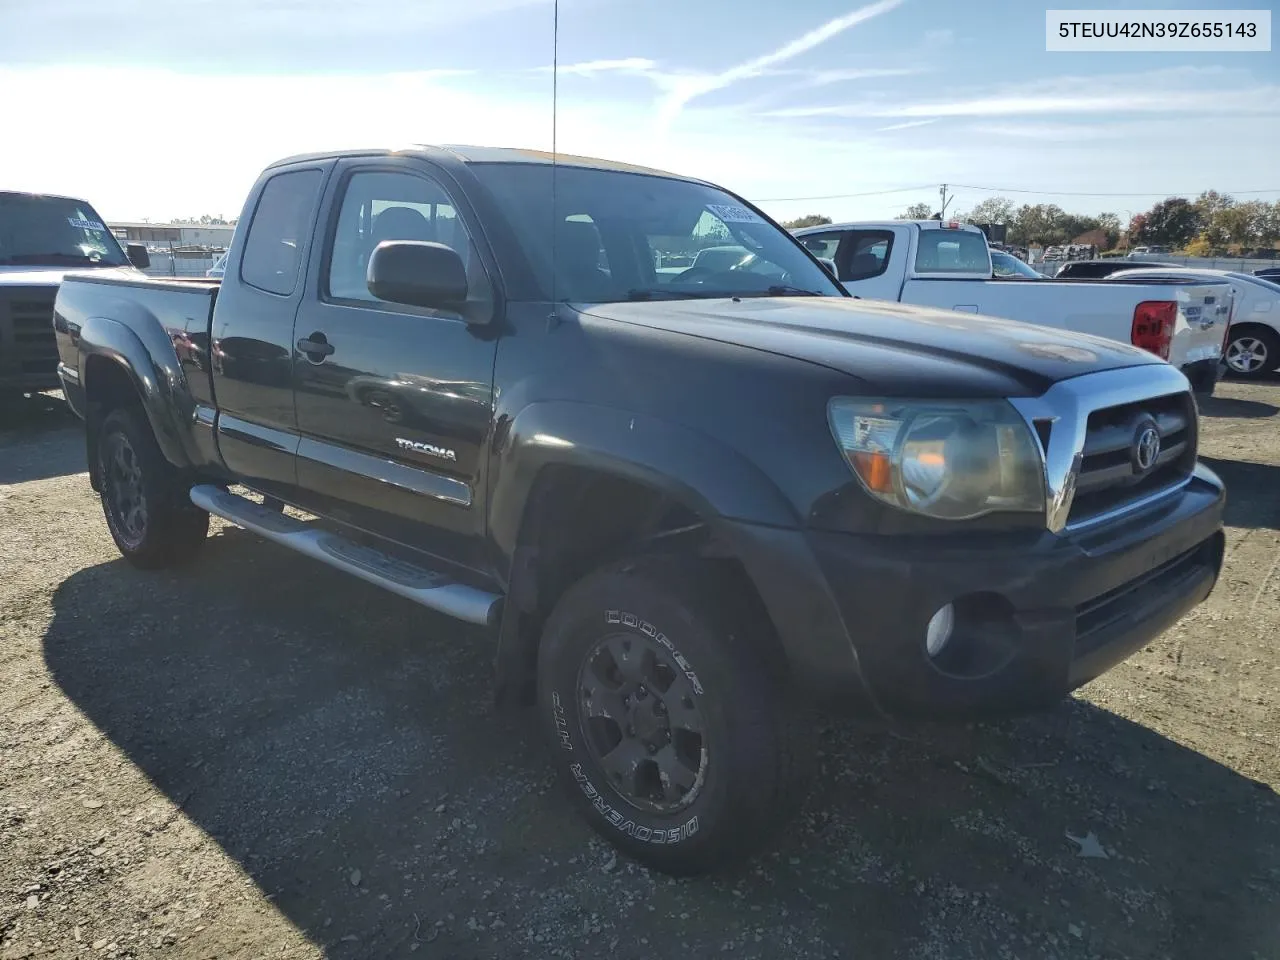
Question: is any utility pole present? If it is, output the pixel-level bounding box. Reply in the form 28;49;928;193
938;183;952;220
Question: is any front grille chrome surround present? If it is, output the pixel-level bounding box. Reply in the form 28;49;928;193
1008;363;1197;534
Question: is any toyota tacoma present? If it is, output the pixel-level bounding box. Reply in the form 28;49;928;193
52;146;1225;875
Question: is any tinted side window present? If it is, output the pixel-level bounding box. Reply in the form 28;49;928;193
326;170;492;317
844;230;894;281
240;170;322;296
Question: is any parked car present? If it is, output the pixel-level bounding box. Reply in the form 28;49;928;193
792;220;1233;395
53;146;1226;875
1129;246;1170;258
990;249;1044;279
1255;266;1280;281
1107;267;1280;379
0;190;148;400
1055;259;1179;280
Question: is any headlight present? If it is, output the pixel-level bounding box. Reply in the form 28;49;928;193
827;397;1045;520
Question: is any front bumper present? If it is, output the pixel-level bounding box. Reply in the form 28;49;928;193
728;463;1225;719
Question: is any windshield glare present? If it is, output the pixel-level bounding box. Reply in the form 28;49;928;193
469;162;843;302
0;193;129;267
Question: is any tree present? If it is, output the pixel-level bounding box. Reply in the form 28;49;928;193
1009;203;1069;246
1214;205;1254;247
1097;212;1122;249
897;202;935;220
1260;201;1280;248
1139;197;1201;248
1194;190;1234;221
961;196;1015;226
1127;213;1148;245
782;214;832;229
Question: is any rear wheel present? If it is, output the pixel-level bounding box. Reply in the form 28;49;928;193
537;554;812;876
97;406;209;568
1224;326;1280;379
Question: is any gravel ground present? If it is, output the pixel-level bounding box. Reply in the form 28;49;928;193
1;383;1278;960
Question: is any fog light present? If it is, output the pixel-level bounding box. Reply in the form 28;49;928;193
925;603;955;657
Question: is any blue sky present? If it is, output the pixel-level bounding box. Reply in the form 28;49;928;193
1;0;1276;222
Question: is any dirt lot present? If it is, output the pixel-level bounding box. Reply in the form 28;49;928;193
1;383;1278;960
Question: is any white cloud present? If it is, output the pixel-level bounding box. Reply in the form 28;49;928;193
653;0;905;126
0;62;945;222
549;58;658;76
876;118;939;131
766;85;1279;119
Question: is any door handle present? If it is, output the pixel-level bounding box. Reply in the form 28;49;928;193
297;333;335;360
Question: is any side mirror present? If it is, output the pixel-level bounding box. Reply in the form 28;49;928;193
817;257;838;278
367;240;468;311
126;243;150;270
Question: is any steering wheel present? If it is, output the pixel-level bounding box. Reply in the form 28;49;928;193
672;266;717;284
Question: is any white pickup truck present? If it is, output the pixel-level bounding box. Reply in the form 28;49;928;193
793;220;1232;395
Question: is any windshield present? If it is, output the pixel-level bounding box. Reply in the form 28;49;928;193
468;162;844;302
991;251;1043;279
0;193;129;267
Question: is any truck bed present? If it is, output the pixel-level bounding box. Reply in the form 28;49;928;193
53;272;221;419
900;274;1231;374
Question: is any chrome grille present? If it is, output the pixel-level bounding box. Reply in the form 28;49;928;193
1009;364;1201;535
1067;391;1196;528
1;294;59;375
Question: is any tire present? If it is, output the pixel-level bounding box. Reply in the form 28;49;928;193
536;554;813;876
97;406;209;569
1223;326;1280;380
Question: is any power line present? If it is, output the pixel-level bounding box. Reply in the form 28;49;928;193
950;183;1280;199
756;184;935;202
757;183;1280;203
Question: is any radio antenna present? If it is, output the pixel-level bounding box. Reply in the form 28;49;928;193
549;0;560;312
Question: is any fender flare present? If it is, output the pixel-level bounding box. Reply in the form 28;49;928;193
487;401;802;708
78;313;199;474
488;400;800;561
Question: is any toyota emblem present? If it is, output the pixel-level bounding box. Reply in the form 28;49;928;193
1133;424;1161;473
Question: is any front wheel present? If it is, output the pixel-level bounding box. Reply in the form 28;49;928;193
1224;327;1280;379
97;406;209;569
537;555;812;876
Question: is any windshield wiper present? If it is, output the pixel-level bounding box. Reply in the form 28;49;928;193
623;288;725;301
764;285;824;297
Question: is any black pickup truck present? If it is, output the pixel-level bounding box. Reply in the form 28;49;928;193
0;190;149;400
52;146;1226;875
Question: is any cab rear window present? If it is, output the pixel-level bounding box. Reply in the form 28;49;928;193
914;229;990;275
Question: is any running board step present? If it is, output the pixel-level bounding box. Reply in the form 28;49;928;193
190;484;502;627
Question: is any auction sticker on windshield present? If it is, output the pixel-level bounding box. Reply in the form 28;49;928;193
67;217;107;232
706;204;764;224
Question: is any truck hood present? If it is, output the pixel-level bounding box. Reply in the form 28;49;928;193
0;264;141;288
581;296;1163;397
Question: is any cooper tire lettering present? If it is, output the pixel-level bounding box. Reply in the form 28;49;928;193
566;754;699;844
604;609;705;694
550;690;573;751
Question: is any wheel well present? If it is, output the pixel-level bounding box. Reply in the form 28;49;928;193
83;355;145;491
494;465;782;708
1227;321;1279;340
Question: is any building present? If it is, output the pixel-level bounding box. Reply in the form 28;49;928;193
108;221;236;250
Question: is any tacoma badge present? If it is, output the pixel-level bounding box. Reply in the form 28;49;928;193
396;437;457;462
